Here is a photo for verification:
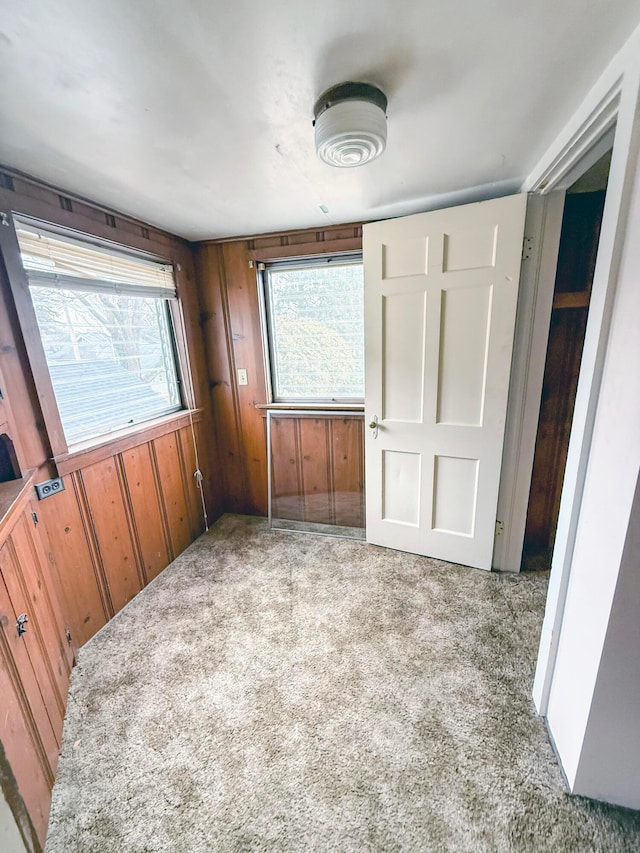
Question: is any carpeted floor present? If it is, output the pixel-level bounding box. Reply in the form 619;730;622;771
45;515;640;852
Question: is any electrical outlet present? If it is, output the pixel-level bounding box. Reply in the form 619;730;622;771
34;477;65;500
237;368;248;386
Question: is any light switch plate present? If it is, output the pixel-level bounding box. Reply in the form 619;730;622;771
237;368;248;386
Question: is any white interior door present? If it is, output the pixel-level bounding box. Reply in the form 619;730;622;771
364;194;527;570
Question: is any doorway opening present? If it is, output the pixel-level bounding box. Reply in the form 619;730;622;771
522;149;612;571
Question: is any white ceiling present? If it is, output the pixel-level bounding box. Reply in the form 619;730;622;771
1;1;639;241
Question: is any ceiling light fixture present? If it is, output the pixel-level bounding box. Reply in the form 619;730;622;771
313;82;388;168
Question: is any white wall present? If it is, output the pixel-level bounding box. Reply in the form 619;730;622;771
522;19;640;808
573;475;640;807
530;21;640;715
545;137;640;802
0;789;26;853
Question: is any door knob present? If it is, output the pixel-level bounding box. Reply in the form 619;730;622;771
368;415;379;438
16;613;28;637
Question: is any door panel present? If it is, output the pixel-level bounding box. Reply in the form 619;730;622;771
382;292;427;422
364;194;527;569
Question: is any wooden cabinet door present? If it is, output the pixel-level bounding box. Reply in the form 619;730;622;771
1;510;72;772
0;569;54;850
0;500;75;848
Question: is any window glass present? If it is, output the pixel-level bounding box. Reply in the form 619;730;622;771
16;221;183;446
265;257;364;401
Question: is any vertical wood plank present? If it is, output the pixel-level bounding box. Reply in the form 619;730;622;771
172;243;223;525
79;459;142;613
0;611;51;849
270;416;304;521
0;220;65;458
153;432;192;558
120;443;171;585
331;416;366;528
178;425;206;541
221;242;269;515
194;228;364;521
0;262;50;472
195;243;248;513
4;515;70;727
25;497;76;675
0;557;56;788
36;474;109;647
1;542;64;760
525;308;588;552
299;418;331;523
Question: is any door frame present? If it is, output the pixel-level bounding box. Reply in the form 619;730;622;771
495;26;640;716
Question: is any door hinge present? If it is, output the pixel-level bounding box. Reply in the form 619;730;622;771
495;519;504;537
521;236;534;261
31;511;39;527
65;629;72;646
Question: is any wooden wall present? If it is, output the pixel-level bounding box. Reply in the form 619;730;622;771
0;476;74;849
0;167;366;843
37;419;207;648
0;170;221;645
271;414;364;528
195;225;364;518
0;168;221;847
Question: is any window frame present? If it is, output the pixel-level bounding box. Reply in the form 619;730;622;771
0;209;194;464
259;251;364;405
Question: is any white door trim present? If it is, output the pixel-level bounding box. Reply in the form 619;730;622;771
526;28;640;715
524;85;620;194
493;191;565;572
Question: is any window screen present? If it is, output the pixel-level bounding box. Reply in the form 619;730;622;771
264;255;364;401
15;220;183;446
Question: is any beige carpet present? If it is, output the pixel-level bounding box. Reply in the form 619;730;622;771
45;515;640;852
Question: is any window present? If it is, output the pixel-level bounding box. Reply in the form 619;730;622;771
15;220;183;446
262;255;364;402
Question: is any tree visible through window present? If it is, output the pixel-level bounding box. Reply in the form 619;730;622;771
264;256;364;401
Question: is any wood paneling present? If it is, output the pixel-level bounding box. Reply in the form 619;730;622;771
524;191;605;561
195;224;364;519
121;443;171;585
5;512;72;722
79;458;143;614
524;308;588;554
299;418;332;523
39;423;207;648
270;417;303;521
153;432;193;559
196;243;248;513
0;581;52;850
0;262;50;475
222;242;269;515
0;169;221;844
1;171;364;840
270;414;365;528
178;424;207;543
53;409;204;476
36;478;109;648
331;417;366;528
0;222;66;459
0;477;76;850
0;670;47;852
0;543;59;776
